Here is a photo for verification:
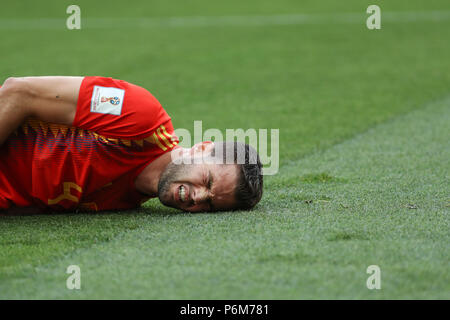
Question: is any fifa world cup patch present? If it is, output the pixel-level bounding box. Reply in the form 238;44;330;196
90;86;125;115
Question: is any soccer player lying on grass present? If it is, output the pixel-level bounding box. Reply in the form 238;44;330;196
0;76;263;214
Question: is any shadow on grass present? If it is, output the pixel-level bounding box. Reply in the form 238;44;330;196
0;206;239;221
0;198;246;223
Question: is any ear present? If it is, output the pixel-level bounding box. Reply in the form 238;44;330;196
190;141;214;156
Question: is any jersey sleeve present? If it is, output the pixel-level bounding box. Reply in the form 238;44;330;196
73;76;172;140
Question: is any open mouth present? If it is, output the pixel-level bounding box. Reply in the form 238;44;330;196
178;185;187;202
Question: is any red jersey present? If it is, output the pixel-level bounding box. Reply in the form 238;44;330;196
0;76;179;212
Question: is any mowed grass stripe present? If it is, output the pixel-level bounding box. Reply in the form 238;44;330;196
2;11;450;29
1;96;448;299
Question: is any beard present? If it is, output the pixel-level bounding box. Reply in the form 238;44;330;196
157;162;191;206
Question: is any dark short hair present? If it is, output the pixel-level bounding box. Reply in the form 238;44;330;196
211;141;263;210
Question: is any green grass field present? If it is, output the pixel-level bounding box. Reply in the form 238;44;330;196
0;0;449;299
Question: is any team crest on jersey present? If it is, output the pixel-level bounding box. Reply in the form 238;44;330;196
91;86;125;115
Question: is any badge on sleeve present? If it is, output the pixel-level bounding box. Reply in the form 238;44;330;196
90;86;125;115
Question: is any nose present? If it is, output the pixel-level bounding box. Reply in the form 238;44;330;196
192;187;209;205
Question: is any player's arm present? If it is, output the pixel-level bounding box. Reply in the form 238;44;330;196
0;76;83;146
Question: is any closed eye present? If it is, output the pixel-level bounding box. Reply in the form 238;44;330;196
208;170;213;190
207;171;215;211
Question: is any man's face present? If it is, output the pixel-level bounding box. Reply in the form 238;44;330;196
158;143;239;212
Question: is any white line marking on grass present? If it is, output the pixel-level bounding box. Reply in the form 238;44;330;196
1;11;450;29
